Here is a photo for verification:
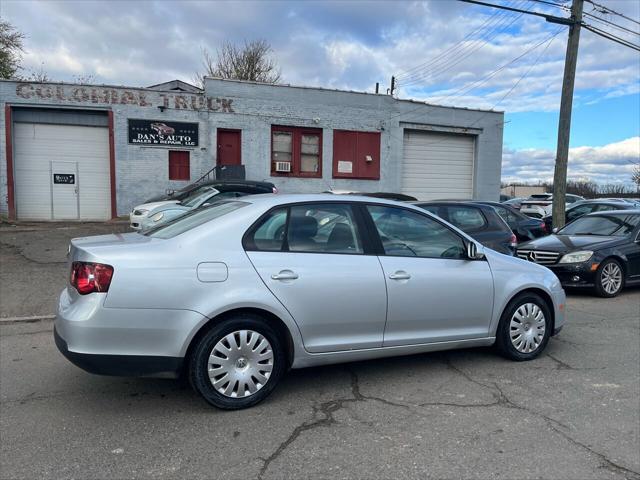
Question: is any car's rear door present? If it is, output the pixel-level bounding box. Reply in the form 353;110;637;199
245;202;388;353
365;204;494;346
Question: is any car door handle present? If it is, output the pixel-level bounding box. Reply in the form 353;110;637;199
389;271;411;280
271;270;299;281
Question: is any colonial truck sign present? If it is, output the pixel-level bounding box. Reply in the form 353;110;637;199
128;119;199;146
15;83;235;113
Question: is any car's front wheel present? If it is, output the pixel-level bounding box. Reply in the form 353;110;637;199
594;258;624;298
188;314;286;409
495;293;551;361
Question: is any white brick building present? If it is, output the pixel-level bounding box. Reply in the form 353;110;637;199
0;78;504;220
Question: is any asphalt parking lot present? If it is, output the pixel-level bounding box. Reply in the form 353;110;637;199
1;222;639;480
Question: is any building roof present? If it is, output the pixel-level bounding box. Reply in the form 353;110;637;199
203;76;502;114
146;80;202;93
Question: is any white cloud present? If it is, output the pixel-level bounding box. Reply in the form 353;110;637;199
502;137;640;185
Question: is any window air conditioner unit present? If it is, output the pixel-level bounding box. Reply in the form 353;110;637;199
275;161;291;173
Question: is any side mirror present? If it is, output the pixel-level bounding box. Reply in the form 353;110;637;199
465;241;484;260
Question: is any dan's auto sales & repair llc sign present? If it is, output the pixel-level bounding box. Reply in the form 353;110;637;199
128;119;199;147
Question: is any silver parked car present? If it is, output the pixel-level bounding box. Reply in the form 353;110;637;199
55;194;566;409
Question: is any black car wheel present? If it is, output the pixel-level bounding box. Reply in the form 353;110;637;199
189;314;286;410
594;258;624;298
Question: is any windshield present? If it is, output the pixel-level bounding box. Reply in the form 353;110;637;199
144;201;248;239
559;214;639;237
180;187;219;208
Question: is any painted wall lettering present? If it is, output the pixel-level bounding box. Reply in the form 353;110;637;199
15;83;235;113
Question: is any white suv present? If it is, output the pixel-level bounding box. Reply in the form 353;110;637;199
520;193;584;218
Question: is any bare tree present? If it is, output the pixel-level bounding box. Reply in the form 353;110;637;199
194;40;281;87
632;163;640;194
21;63;51;82
0;19;25;79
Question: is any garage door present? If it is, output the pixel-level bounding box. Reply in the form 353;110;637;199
401;130;475;200
14;123;111;220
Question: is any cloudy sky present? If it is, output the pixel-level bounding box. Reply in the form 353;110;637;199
2;0;639;186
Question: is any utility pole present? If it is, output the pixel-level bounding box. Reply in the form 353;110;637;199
390;76;396;96
552;0;584;229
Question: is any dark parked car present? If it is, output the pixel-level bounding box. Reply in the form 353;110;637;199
413;201;517;255
502;196;527;210
145;179;277;203
476;201;548;242
517;210;640;297
542;200;636;232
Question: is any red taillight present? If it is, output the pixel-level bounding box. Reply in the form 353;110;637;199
70;262;114;295
540;222;547;233
510;233;518;247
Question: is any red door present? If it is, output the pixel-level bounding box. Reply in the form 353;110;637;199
217;129;241;166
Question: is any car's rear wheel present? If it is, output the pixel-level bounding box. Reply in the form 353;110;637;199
594;258;624;298
188;314;286;409
495;293;551;361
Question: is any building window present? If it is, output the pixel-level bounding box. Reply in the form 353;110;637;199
271;126;322;178
332;130;381;180
168;151;190;181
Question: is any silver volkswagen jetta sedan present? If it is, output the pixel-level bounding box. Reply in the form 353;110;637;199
55;194;566;409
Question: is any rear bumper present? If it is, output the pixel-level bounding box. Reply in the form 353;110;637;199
54;288;207;377
54;327;183;377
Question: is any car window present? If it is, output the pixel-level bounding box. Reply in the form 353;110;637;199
594;204;620;212
250;208;288;251
145;201;247;238
288;204;363;254
493;205;516;227
416;204;440;216
559;214;640;236
566;195;582;204
566;204;594;222
181;187;219;207
246;204;364;254
367;205;466;259
445;206;487;232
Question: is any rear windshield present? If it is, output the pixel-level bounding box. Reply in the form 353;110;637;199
144;201;248;239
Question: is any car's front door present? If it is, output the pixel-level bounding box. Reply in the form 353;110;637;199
245;202;387;353
365;205;494;347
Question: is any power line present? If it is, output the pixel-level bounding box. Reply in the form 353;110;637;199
399;5;530;86
582;23;640;51
397;4;526;84
428;29;564;105
386;29;560;124
583;11;640;37
584;0;640;27
395;5;510;80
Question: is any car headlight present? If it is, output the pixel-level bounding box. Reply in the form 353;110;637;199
559;250;593;264
150;212;164;222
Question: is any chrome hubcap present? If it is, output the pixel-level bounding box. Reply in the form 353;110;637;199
510;303;546;353
208;330;274;398
601;263;622;294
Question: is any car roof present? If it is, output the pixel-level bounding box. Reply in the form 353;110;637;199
585;209;640;217
240;193;424;209
412;200;496;211
200;179;275;188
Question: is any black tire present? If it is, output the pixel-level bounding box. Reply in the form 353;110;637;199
495;292;552;361
593;258;625;298
188;314;286;410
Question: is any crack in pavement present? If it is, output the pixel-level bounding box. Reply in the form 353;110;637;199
443;356;640;479
256;367;411;480
0;241;66;265
545;353;606;371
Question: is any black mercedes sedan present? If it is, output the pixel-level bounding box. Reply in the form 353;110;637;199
517;210;640;297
